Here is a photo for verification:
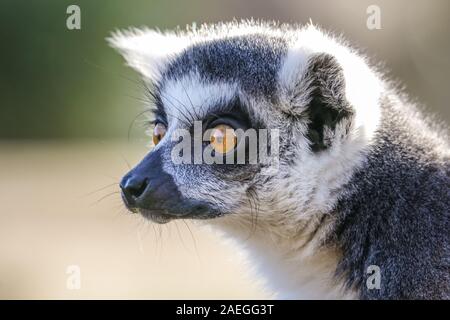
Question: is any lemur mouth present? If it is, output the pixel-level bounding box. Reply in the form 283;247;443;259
135;207;225;224
136;209;174;224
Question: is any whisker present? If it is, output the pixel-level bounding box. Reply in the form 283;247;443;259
83;59;146;89
180;81;201;120
245;186;260;240
90;191;121;206
130;89;193;128
182;220;201;263
80;182;118;198
128;109;154;142
161;89;197;124
160;93;194;126
142;81;195;128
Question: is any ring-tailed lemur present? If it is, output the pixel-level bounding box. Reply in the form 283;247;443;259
109;21;449;299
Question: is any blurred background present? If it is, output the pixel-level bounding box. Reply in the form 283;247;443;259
0;0;449;299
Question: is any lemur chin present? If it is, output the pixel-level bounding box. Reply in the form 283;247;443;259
109;21;450;300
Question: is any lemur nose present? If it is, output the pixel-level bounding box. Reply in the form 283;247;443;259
120;175;149;206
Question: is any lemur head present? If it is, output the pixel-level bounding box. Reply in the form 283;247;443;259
110;21;382;230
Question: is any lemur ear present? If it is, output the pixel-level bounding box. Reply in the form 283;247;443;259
305;53;354;152
283;53;354;152
108;29;190;82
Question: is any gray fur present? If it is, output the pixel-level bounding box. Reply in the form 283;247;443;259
111;21;450;300
331;93;450;299
162;34;288;98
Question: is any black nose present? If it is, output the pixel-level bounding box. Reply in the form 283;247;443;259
120;174;149;206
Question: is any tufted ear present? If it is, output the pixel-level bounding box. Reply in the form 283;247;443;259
303;53;354;152
107;29;191;82
283;52;355;152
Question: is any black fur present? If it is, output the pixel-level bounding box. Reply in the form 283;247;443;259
120;147;221;220
113;22;449;299
162;34;287;98
304;53;353;152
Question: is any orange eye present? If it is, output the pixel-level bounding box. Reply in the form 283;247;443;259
210;124;237;154
152;123;167;146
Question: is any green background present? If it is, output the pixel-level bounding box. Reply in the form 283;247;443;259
1;0;449;140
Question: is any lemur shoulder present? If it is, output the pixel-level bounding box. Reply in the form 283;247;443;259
110;21;450;299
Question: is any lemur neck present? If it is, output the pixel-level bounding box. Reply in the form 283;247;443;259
325;94;449;298
207;214;356;299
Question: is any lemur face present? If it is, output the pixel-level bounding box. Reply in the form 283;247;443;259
110;22;381;226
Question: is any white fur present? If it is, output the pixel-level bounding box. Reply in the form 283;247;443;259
208;26;381;299
108;21;286;83
160;73;238;127
107;28;191;82
279;25;383;143
111;22;383;299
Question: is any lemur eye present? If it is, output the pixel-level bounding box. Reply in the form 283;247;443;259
152;123;167;146
210;124;237;154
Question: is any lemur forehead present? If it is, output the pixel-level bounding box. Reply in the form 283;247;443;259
160;34;288;98
158;75;239;125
